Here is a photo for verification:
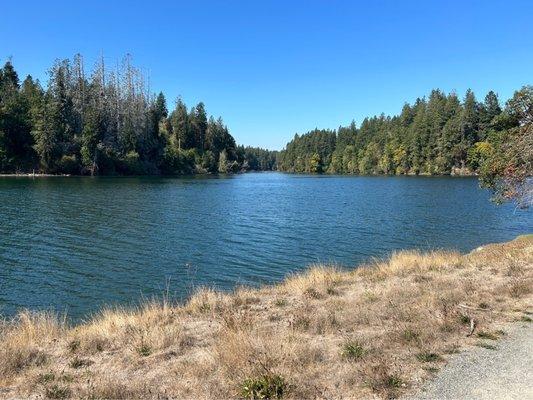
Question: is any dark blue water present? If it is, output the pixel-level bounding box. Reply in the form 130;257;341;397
0;173;531;320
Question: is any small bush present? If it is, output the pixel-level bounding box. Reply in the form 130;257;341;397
137;343;152;357
37;372;56;384
477;331;498;340
326;286;338;295
476;342;497;350
45;384;71;399
341;341;365;361
416;352;441;362
69;357;92;369
241;374;287;399
56;155;80;175
274;299;287;307
67;340;80;353
386;375;404;388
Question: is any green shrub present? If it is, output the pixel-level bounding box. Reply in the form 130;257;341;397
160;147;196;174
57;155;80;174
241;374;286;399
137;343;152;357
416;352;441;362
477;331;498;340
341;341;365;361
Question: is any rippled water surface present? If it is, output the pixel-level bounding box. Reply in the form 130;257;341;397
0;173;531;320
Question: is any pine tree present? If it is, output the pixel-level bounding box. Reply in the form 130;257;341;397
0;62;35;171
190;102;207;150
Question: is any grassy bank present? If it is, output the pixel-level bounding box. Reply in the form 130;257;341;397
1;237;531;399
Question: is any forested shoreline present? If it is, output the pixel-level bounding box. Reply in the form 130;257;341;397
277;86;530;177
277;85;531;204
0;55;530;201
0;56;276;175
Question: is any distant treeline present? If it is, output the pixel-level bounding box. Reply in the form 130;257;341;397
1;55;530;199
277;87;531;181
0;56;277;175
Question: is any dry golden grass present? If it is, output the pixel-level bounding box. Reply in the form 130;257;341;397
0;236;531;399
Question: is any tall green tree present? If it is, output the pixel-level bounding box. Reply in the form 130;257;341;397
0;62;35;171
170;98;190;150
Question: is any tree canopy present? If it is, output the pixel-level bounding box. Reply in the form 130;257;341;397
277;87;531;205
1;56;530;205
0;56;276;175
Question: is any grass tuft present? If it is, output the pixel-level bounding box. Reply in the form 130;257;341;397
241;374;287;399
416;352;441;362
341;341;366;361
69;357;92;369
137;343;152;357
37;371;56;384
476;342;498;350
45;384;71;399
476;331;499;340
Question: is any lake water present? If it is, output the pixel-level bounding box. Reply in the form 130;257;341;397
0;173;531;320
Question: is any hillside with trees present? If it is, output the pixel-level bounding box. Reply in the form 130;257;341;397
278;87;531;177
0;56;277;175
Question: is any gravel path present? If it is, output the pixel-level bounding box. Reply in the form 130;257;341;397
405;322;533;400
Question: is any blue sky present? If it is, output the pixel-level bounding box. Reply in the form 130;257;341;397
2;0;532;149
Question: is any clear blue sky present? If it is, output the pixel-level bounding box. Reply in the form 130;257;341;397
2;0;532;150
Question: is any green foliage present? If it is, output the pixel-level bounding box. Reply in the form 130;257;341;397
1;56;528;197
118;151;154;175
137;343;152;357
416;352;441;362
241;374;287;399
218;149;229;173
241;146;278;171
340;341;365;360
160;147;196;175
478;86;532;206
308;152;322;173
277;87;525;180
57;155;80;175
467;141;493;170
0;57;277;176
